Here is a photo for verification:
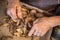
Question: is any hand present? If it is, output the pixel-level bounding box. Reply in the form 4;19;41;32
7;0;22;20
28;16;60;37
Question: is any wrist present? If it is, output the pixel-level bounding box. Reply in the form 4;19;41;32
49;16;60;27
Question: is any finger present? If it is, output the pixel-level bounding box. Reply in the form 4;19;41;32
28;27;35;36
39;31;45;37
39;27;50;37
7;10;13;19
34;30;38;35
11;8;17;19
33;19;39;25
40;31;47;37
17;6;22;19
7;8;17;20
37;32;41;36
28;23;32;28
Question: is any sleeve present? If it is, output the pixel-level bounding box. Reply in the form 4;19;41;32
52;5;60;16
58;0;60;4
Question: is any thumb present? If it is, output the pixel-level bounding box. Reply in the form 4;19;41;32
28;26;35;36
17;6;22;19
7;9;17;20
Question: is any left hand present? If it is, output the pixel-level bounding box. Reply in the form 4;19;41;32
28;17;59;37
7;0;22;20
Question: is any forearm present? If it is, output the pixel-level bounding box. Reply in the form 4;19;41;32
7;0;20;5
7;0;20;2
49;16;60;27
7;0;20;9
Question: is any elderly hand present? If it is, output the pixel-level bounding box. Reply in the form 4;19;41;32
28;16;60;37
7;0;22;20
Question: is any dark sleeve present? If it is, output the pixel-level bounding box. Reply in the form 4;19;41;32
52;5;60;16
25;0;60;9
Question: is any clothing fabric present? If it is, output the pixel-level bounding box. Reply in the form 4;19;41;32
21;0;60;15
21;0;60;10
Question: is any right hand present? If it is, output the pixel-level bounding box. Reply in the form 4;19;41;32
28;16;60;36
7;0;22;20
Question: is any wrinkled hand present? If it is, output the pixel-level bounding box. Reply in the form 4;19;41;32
28;17;60;37
7;0;22;20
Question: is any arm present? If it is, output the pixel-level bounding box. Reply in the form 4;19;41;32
7;0;20;9
7;0;19;2
48;16;60;27
28;16;60;36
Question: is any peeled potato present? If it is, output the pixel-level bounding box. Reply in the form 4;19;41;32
21;8;27;12
30;9;37;14
23;26;27;34
35;13;44;18
25;17;32;24
16;28;23;34
14;32;20;37
22;12;27;18
16;20;20;26
12;19;18;22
